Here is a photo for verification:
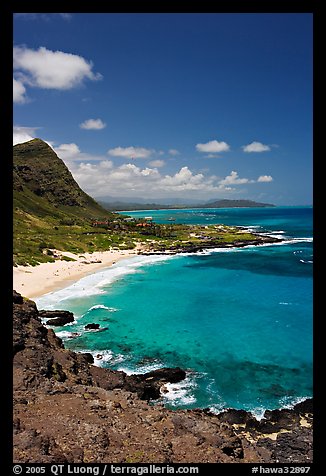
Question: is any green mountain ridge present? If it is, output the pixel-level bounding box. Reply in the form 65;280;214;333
13;139;278;267
14;139;108;219
13;139;124;265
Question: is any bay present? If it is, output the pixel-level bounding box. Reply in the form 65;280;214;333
36;206;313;416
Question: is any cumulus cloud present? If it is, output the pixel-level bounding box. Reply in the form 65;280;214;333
13;45;102;90
13;129;274;199
52;142;110;163
64;156;236;199
257;175;273;182
219;171;253;186
148;160;165;168
79;118;106;130
196;140;230;153
108;146;153;159
13;126;55;148
13;126;38;145
13;78;27;103
54;143;81;160
218;170;273;186
242;141;271;153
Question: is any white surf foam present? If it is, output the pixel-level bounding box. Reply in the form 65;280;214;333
210;395;312;420
117;360;164;375
35;253;173;308
87;304;118;312
160;375;197;406
178;236;313;259
55;330;81;339
278;395;312;410
91;349;127;367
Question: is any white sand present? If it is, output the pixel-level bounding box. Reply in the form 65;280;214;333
13;247;144;299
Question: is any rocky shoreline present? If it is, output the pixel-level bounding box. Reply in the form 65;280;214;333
13;291;312;463
141;233;281;255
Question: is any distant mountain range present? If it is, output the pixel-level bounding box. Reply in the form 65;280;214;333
204;199;275;208
100;198;275;211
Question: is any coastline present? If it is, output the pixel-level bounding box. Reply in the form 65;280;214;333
13;246;145;299
13;231;283;300
13;291;313;463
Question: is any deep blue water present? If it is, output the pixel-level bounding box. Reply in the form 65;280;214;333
36;207;313;416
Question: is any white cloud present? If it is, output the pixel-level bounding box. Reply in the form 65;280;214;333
79;118;106;130
13;132;274;199
218;171;273;185
52;142;108;163
196;140;230;153
242;141;271;153
13;78;27;104
65;156;237;199
148;160;165;168
219;170;252;186
13;126;39;145
108;146;153;159
257;175;273;182
54;143;81;159
13;125;55;148
13;45;102;90
168;149;180;156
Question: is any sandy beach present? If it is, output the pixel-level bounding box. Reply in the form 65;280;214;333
13;247;144;299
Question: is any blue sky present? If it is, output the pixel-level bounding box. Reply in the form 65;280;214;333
13;13;313;205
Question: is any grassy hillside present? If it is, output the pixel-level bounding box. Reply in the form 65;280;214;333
13;139;132;265
13;138;108;215
13;139;277;266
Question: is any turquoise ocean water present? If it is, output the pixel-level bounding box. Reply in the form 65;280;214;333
36;207;313;416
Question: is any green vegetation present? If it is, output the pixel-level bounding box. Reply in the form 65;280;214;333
137;223;263;253
13;139;275;266
60;255;77;262
13;139;130;265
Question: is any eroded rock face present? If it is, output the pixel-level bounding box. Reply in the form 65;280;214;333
13;291;313;463
40;310;74;327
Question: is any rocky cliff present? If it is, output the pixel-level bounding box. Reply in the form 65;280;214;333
13;291;313;463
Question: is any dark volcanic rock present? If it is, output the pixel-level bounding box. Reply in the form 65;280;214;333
218;408;252;425
40;310;74;327
13;291;313;464
13;290;24;304
141;367;186;383
39;310;74;319
80;353;94;364
293;398;313;414
256;427;313;463
122;367;187;400
85;323;100;330
45;317;74;326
